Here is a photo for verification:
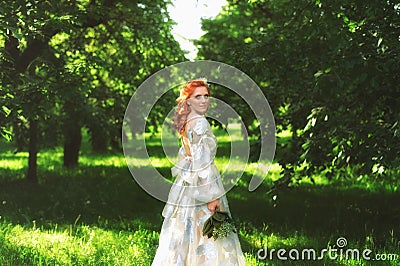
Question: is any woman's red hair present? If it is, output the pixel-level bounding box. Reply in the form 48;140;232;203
172;79;210;136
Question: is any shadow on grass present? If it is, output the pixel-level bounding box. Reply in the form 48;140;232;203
0;165;165;230
228;175;400;251
1;139;400;266
1;164;399;249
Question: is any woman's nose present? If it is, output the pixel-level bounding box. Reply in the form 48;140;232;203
201;96;208;102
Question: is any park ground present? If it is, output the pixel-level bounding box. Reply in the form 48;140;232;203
0;128;399;265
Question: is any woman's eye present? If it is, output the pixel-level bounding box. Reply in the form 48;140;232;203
194;95;209;99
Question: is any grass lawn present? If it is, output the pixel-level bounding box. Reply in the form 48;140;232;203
0;129;399;265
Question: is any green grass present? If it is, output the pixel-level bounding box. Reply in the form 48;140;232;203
0;129;399;265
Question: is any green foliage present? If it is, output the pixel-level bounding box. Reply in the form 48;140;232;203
197;0;400;179
0;0;186;177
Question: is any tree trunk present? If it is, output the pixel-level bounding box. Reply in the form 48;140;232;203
90;125;108;153
63;117;82;168
27;118;38;183
12;118;28;153
110;125;122;151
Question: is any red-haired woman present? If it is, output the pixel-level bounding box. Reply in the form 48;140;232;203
152;79;246;265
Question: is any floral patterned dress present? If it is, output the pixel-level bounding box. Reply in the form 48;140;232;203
152;116;246;266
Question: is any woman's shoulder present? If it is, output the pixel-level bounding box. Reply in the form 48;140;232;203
187;115;209;135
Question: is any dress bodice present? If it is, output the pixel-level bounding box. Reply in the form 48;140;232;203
178;116;217;167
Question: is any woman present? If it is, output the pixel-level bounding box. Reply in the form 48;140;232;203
152;79;246;265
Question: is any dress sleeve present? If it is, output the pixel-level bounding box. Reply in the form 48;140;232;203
189;117;225;203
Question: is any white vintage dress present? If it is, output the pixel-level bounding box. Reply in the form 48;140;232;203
152;116;246;266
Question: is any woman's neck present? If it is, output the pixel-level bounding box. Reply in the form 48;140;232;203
188;112;204;119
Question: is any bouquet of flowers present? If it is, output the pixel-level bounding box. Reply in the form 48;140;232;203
202;211;237;240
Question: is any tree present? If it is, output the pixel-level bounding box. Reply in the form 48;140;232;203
196;0;400;179
1;0;185;179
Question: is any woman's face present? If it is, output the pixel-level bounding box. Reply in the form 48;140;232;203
188;86;210;115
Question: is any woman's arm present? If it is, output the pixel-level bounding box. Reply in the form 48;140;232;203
188;117;224;208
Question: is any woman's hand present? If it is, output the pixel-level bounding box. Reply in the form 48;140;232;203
207;199;220;214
